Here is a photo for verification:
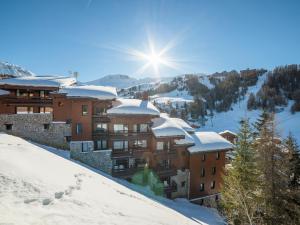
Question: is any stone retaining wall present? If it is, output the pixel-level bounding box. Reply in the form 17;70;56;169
70;141;112;174
0;113;71;149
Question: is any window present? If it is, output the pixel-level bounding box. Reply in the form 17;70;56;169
156;142;164;150
133;139;147;148
95;140;107;150
44;124;50;130
201;168;205;177
28;92;34;97
28;107;33;114
16;90;28;97
82;142;89;152
82;105;88;116
211;181;215;189
202;154;206;161
113;159;129;170
16;106;33;114
212;167;216;175
113;140;128;150
65;136;71;142
94;106;106;115
133;124;148;132
159;159;170;169
216;152;220;160
181;181;186;187
16;89;20;97
40;90;45;98
76;123;83;135
40;107;53;114
5;124;12;131
200;183;205;191
113;124;128;133
16;107;28;114
95;123;107;132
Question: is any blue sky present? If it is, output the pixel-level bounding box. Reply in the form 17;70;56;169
0;0;299;82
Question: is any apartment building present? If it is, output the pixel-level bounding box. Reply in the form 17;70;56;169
0;75;233;203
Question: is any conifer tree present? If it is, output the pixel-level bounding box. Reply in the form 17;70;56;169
255;113;291;224
282;134;300;224
221;119;262;225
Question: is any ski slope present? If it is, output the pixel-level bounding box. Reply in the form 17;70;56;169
0;133;224;225
198;74;300;142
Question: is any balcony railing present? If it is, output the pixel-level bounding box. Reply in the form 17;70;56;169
153;166;177;177
3;96;52;105
112;167;143;178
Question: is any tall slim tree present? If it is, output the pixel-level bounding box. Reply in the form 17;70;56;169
221;119;262;225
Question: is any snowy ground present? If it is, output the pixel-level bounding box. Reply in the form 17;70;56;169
198;74;300;142
0;133;224;225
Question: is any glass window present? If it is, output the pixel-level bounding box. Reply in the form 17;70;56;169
76;123;83;135
28;107;33;114
113;124;128;133
202;154;206;161
133;140;147;148
82;105;88;116
95;140;107;150
156;142;164;150
212;167;216;175
16;107;28;114
113;140;128;150
200;183;205;191
95;123;107;132
211;181;215;189
16;89;20;96
82;142;89;152
201;168;205;177
140;124;148;132
216;152;220;160
40;90;45;98
45;107;53;114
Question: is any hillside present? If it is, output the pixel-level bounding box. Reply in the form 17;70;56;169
0;61;35;77
85;74;161;90
0;133;224;225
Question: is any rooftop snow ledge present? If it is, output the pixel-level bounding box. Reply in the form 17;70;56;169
151;114;187;137
0;89;9;95
58;85;117;100
188;132;233;153
107;99;160;115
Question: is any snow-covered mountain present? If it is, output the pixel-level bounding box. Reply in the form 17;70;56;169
85;74;158;90
0;133;223;225
0;61;35;77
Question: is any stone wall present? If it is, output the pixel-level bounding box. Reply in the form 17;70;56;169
0;113;71;149
70;141;112;174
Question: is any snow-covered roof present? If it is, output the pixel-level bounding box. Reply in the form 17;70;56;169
58;85;117;100
219;130;237;136
188;132;233;153
0;61;35;77
174;130;195;145
0;89;9;95
151;114;187;138
169;117;195;133
0;76;76;88
107;98;160;115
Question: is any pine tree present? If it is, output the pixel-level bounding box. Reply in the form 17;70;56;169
255;113;291;224
253;110;269;137
282;134;300;224
221;119;262;225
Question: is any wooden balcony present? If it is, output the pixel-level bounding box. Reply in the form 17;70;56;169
153;166;177;178
92;114;110;123
131;147;150;157
111;149;132;158
92;130;109;138
2;96;52;106
112;167;143;178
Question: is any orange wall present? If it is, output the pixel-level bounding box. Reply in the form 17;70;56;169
188;150;226;199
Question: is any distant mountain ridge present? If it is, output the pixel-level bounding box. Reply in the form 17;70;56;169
85;74;165;89
0;61;35;77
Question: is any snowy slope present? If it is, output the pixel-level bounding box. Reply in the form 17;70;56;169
198;73;300;142
0;133;224;225
0;61;35;77
86;74;160;90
